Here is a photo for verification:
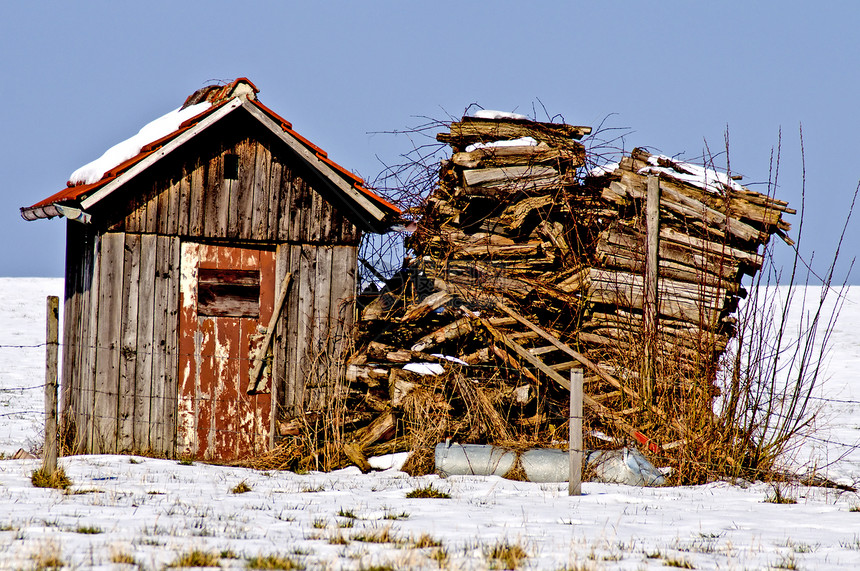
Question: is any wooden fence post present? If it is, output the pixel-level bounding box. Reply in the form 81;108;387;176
643;175;661;402
569;368;583;496
44;295;59;475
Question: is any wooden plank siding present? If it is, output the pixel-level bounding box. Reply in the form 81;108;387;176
61;113;369;458
61;230;182;456
102;122;360;246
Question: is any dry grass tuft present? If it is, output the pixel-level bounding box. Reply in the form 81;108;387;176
412;533;443;548
405;484;450;499
485;541;528;569
246;553;304;570
110;550;137;565
764;485;797;505
231;480;252;494
400;447;436;477
31;467;71;490
167;549;219;567
30;541;65;571
351;526;399;544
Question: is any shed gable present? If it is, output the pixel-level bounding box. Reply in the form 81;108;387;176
96;112;361;245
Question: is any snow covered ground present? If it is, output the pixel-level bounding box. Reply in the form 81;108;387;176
1;278;859;570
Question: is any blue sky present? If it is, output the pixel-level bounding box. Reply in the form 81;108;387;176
3;2;857;283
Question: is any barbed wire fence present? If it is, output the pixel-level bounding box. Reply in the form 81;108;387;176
1;331;859;482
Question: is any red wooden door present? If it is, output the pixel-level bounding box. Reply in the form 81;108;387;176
177;242;275;461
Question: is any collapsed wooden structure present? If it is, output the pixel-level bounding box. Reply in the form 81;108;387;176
322;113;794;473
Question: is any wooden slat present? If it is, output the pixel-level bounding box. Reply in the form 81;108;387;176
295;244;317;409
204;151;224;238
78;232;100;453
162;236;181;456
125;189;142;233
177;169;193;236
134;234;156;451
439;117;591;147
155;179;170;235
61;222;91;452
527;345;559;356
277;163;294;241
267;157;283;241
149;235;172;454
166;174;182;236
92;232;125;453
289;175;307;242
284;244;302;414
251;141;271;240
189;159;206;236
117;232;140;452
330;245;356;381
309;245;333;408
236;138;257;239
271;245;291;442
142;182;158;233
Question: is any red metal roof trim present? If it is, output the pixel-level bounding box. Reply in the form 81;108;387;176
248;99;400;215
24;81;400;218
26;102;226;211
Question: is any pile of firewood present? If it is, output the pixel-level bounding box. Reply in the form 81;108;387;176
267;114;795;478
579;148;794;379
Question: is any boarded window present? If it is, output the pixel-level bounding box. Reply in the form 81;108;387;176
197;268;260;318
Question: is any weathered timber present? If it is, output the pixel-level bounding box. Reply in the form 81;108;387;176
437;117;591;149
249;272;293;393
452;145;583;169
401;290;453;322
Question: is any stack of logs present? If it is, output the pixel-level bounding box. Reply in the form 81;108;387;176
310;114;794;474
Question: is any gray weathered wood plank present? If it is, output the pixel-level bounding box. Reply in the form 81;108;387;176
161;236;181;456
92;232;124;453
251;141;271;240
134;234;157;451
267;157;282;241
149;235;172;454
117;232;141;452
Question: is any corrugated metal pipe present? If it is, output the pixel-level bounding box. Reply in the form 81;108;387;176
434;442;666;486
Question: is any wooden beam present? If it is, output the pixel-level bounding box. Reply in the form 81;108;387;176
249;273;293;394
643;176;660;401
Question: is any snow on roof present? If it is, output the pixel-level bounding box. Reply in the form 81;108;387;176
638;154;745;194
465;136;538;153
472;109;529;121
68;102;211;186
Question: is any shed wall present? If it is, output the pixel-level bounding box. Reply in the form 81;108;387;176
60;115;364;458
62;227;181;456
274;243;357;417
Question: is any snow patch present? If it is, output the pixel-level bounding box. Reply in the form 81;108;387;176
69;102;211;185
638;154;745;194
473;109;528;121
589;162;620;177
403;362;445;376
431;353;469;366
465;136;538;153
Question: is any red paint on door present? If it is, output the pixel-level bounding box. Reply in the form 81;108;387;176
177;243;275;461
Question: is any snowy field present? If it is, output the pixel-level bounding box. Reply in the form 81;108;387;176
1;278;860;570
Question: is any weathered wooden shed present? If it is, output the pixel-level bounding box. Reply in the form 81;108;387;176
21;78;399;461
